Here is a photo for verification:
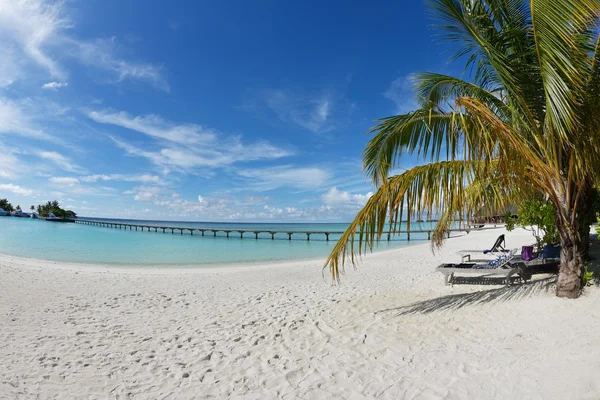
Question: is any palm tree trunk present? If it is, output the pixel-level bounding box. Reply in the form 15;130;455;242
556;219;582;299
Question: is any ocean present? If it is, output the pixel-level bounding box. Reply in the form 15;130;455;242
0;217;439;267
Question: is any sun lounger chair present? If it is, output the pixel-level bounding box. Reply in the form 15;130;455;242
516;256;561;280
484;234;507;254
437;248;521;286
457;234;509;260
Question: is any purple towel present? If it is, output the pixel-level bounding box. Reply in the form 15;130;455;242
522;246;535;261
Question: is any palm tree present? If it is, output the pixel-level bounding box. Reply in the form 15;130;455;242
30;205;34;212
325;0;600;299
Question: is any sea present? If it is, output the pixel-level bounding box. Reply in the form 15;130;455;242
0;217;441;267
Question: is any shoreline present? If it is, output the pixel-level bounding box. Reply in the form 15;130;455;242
0;231;451;275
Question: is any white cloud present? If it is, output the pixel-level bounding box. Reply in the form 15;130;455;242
49;176;79;186
47;177;117;196
0;0;68;81
98;186;370;222
50;174;162;186
0;46;21;87
246;88;343;133
0;0;167;90
98;109;293;172
263;204;283;215
384;74;418;114
79;174;162;184
154;196;210;213
321;187;373;206
89;110;216;145
0;98;49;139
132;186;162;202
38;151;85;173
0;183;33;196
72;37;169;91
42;81;68;90
0;147;22;178
237;166;332;191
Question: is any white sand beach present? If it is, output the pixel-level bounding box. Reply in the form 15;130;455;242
1;227;599;399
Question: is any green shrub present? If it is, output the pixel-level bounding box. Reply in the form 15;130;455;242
581;263;594;289
504;198;559;250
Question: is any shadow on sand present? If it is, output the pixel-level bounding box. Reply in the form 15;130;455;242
378;276;557;316
377;235;600;316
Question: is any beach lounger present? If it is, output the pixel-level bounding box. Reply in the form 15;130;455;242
437;249;521;286
458;234;508;260
516;257;561;280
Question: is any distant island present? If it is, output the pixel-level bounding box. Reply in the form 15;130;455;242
0;198;77;220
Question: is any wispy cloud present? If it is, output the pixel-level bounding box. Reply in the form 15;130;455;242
0;0;68;82
0;149;21;178
80;174;162;184
47;177;117;196
72;38;169;92
0;98;49;139
50;174;162;185
384;74;418;114
87;109;293;172
88;110;216;145
0;97;50;140
243;87;354;134
112;137;291;173
49;176;79;186
0;183;34;196
42;81;68;90
236;165;332;191
0;0;167;90
38;151;86;173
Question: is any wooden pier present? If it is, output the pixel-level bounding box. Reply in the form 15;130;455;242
73;219;489;241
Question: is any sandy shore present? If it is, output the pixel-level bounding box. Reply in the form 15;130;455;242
1;227;599;399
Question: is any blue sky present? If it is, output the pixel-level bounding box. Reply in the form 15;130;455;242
0;0;451;221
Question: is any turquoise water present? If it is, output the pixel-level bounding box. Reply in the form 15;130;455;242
0;217;436;267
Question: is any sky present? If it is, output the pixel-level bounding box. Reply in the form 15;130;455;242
0;0;454;222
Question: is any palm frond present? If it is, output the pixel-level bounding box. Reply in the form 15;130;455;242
363;111;461;186
324;160;500;281
530;0;600;138
414;72;508;116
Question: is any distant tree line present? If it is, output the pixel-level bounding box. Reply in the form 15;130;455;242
0;198;14;212
0;198;76;219
36;200;77;219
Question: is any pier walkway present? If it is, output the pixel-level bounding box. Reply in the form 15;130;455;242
73;219;497;241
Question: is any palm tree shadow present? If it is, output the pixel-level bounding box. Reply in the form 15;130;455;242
378;277;556;316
